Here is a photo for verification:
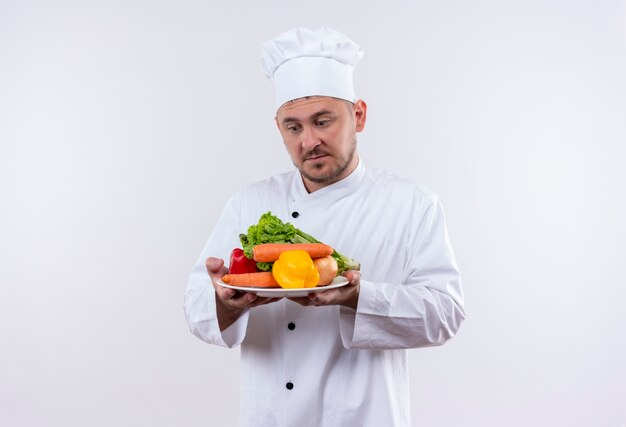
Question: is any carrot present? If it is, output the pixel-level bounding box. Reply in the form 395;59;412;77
253;243;334;262
313;256;339;286
221;272;280;288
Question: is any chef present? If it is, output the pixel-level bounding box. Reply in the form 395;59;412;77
184;26;465;427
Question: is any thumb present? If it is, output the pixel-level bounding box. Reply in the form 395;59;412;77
342;270;361;286
206;257;226;277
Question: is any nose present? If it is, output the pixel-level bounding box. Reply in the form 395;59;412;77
300;126;320;151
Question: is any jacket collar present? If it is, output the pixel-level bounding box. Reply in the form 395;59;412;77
291;158;365;202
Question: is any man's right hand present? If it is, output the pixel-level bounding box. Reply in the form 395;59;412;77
206;257;281;331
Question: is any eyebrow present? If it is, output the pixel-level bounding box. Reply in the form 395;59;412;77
281;110;336;125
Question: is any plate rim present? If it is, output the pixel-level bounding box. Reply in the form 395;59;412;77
216;276;349;295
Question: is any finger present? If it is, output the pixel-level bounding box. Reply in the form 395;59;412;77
342;270;361;286
206;257;224;274
308;289;339;306
223;291;258;309
215;285;237;301
206;257;229;281
207;260;229;280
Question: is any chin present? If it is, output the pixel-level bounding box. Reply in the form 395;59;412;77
304;171;337;185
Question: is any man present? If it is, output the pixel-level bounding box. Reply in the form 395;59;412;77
184;26;465;426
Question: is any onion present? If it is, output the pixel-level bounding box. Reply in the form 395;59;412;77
313;256;339;286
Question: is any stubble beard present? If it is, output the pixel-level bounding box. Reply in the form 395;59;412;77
297;136;357;185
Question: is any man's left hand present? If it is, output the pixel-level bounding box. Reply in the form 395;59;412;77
288;270;360;310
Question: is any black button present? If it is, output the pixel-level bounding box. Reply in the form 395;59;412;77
288;322;295;330
286;382;294;390
291;211;299;218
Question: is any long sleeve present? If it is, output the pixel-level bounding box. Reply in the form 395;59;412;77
339;194;466;349
183;194;250;348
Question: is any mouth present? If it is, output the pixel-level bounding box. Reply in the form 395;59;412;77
304;154;329;162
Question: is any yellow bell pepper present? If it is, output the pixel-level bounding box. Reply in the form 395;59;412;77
272;250;320;289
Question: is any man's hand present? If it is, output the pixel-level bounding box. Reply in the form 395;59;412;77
207;257;281;331
288;270;360;310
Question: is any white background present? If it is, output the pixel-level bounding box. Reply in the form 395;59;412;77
1;1;625;426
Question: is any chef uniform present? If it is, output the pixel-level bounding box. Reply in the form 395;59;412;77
184;27;465;427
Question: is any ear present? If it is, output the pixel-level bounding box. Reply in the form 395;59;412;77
353;99;367;132
274;116;281;130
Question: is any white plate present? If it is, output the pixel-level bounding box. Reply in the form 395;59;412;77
217;276;349;298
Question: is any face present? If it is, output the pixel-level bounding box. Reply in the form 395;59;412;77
275;97;367;192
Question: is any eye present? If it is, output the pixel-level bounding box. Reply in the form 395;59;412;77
316;119;331;127
286;124;301;133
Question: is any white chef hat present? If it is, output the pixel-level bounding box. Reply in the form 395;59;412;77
260;26;364;111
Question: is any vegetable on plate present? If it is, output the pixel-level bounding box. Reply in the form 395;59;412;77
228;248;260;274
221;272;279;288
240;212;360;273
271;250;319;289
221;212;359;290
253;243;333;262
